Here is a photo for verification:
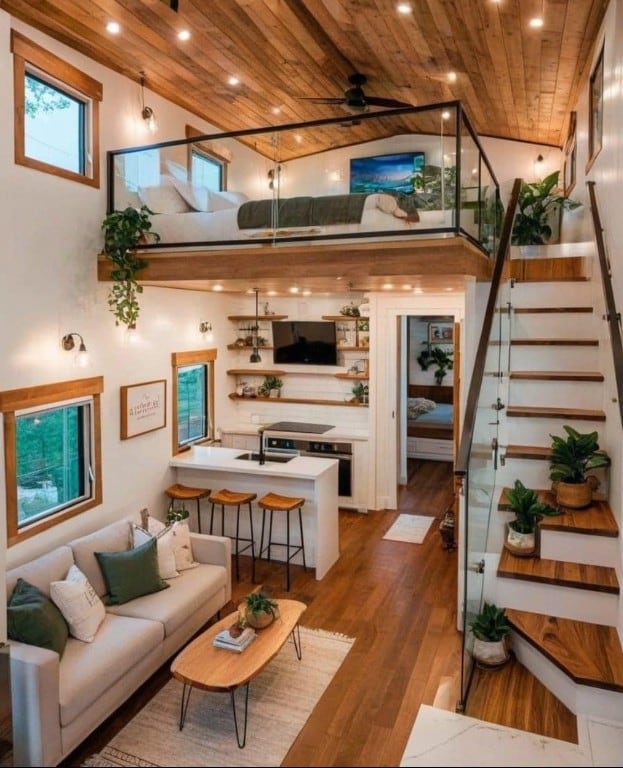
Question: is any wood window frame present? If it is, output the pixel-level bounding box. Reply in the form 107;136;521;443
0;376;104;547
11;30;102;188
171;349;217;455
185;124;231;189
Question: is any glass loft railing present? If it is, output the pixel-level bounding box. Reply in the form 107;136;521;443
454;180;521;711
107;101;501;256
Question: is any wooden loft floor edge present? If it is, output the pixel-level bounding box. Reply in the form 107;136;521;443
507;256;590;282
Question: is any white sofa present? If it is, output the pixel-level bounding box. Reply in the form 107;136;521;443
6;517;232;767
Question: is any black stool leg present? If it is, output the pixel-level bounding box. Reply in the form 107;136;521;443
234;504;241;581
196;498;202;534
285;509;291;591
209;502;215;535
298;507;307;571
248;502;256;583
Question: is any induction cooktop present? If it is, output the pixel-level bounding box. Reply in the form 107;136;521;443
265;421;335;434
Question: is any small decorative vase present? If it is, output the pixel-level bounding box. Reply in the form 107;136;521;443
505;523;536;557
472;636;511;668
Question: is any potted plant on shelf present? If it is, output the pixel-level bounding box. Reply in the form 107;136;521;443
258;375;283;398
503;479;561;557
511;170;581;247
469;602;511;668
549;425;611;509
101;205;160;329
243;590;279;629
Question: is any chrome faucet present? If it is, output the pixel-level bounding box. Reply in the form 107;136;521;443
258;428;265;465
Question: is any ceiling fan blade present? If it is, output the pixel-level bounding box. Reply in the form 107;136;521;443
365;96;412;108
298;97;344;104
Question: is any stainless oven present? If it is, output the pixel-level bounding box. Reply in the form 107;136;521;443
263;436;353;498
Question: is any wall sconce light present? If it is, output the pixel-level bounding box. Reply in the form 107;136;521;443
199;321;214;343
140;72;157;132
267;165;283;190
534;153;545;179
62;332;89;367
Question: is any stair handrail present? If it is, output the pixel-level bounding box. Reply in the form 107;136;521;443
587;181;623;429
455;178;522;476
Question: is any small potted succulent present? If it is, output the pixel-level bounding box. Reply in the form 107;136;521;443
258;375;283;398
503;479;561;556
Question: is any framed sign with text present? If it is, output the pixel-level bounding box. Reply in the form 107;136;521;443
120;379;167;439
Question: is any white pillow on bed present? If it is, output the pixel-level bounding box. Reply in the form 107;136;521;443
138;184;192;214
172;183;248;213
216;190;249;206
407;397;437;418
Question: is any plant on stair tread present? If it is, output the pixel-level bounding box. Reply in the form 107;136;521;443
504;479;561;556
549;425;610;509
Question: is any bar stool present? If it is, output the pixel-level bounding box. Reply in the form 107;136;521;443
257;492;307;592
164;483;211;533
208;489;257;581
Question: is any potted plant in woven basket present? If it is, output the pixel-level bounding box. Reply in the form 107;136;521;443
243;590;280;629
549;425;610;509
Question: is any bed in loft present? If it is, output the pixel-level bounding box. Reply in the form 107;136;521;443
406;384;454;462
129;178;454;247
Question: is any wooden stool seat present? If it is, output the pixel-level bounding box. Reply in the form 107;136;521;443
164;484;211;533
208;488;257;582
257;492;307;592
258;492;306;512
209;489;257;506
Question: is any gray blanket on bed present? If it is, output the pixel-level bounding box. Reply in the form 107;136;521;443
237;193;369;229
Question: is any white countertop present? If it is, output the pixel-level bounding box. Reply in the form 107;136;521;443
220;423;369;441
170;445;337;480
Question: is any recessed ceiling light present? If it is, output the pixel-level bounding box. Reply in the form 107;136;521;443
212;284;223;292
302;289;312;296
267;290;278;296
529;17;544;28
106;21;120;34
271;106;282;115
397;2;412;14
441;110;451;120
289;286;299;293
228;76;240;86
177;29;190;41
447;71;457;83
294;133;303;144
402;284;412;291
382;283;394;290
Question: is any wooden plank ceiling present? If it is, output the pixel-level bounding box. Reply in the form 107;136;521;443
0;0;609;153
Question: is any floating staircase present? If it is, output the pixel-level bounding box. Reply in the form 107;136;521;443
488;258;623;724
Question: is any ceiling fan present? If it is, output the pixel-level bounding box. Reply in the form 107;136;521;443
299;73;411;114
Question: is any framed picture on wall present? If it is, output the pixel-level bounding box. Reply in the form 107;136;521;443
120;379;167;439
587;46;604;171
563;112;577;195
428;322;453;344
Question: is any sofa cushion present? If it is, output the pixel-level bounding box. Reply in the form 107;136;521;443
106;562;227;637
59;612;163;728
132;524;179;579
95;537;169;605
6;545;74;602
70;520;132;598
8;578;69;656
169;522;198;571
50;565;106;642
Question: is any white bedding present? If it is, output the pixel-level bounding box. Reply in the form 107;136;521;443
147;194;452;245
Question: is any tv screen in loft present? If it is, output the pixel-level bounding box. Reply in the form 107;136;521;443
349;151;425;194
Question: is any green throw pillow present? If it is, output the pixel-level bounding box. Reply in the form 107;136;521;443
7;578;69;656
95;537;169;605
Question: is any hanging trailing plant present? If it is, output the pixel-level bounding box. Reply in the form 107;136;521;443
101;205;160;328
417;344;453;384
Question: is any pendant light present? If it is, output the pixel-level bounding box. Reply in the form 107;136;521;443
249;288;262;363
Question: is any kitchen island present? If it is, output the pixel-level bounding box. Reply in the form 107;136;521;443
169;445;339;580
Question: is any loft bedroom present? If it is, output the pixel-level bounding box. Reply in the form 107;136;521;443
97;101;500;293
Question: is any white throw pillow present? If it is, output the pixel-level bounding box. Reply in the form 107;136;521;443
172;180;211;212
376;193;398;215
132;524;179;579
138;184;192;214
169;522;198;571
50;564;106;643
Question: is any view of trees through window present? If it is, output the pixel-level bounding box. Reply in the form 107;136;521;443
16;404;89;526
177;364;207;445
25;71;85;174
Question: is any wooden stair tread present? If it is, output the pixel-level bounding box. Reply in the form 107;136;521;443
513;307;593;314
509;371;604;381
510;338;599;346
504;444;551;460
506;609;623;692
497;548;619;593
498;488;619;537
507;405;606;420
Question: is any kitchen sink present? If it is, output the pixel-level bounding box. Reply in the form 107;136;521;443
235;452;296;463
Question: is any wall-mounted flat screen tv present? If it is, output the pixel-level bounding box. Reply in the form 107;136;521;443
272;321;337;365
349;151;425;194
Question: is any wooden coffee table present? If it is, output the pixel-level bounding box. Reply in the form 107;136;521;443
170;599;306;748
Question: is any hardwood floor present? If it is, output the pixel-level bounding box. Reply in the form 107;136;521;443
60;459;576;767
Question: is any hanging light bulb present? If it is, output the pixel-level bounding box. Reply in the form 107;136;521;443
140;72;157;133
249;288;262;363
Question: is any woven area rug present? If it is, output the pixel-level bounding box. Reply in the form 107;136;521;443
83;627;353;768
382;514;436;544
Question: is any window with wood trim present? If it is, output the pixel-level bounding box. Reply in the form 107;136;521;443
185;124;230;190
11;30;102;188
0;377;104;547
171;349;217;454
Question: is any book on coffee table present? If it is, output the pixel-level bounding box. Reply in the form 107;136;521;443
213;626;256;652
